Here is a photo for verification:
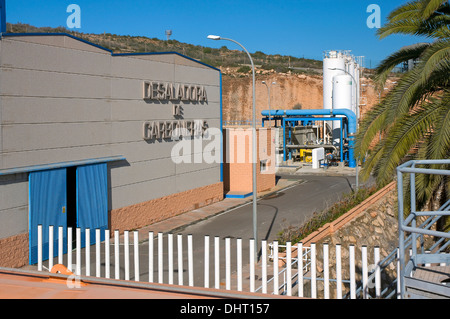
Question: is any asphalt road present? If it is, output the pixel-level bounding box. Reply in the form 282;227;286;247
169;174;363;287
35;174;369;289
179;175;357;241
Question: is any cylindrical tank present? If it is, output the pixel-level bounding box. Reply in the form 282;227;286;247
346;59;356;114
355;63;360;119
332;74;353;110
332;74;353;145
323;51;346;110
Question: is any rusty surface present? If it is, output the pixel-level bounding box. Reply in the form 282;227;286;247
0;267;291;299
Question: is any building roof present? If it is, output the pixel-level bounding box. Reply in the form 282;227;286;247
0;267;282;299
0;32;220;72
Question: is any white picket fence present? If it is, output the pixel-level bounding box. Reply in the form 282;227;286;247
35;225;397;299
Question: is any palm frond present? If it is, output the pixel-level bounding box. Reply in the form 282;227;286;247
426;90;450;159
379;1;450;39
374;101;443;185
387;0;422;22
355;101;389;157
374;42;430;87
420;0;450;19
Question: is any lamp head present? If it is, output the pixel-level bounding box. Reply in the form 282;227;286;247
207;35;221;40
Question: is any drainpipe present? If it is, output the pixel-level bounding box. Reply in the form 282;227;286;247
261;109;357;168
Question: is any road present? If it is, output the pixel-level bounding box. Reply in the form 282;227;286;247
167;174;362;287
178;175;357;242
35;174;368;289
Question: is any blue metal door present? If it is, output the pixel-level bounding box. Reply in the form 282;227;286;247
29;168;67;265
76;163;108;246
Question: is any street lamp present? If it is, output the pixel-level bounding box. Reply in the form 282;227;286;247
207;35;258;255
329;67;359;190
262;81;276;128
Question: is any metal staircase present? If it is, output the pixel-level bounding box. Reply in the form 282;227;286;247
396;159;450;299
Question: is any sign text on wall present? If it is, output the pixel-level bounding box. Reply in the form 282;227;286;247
143;81;208;102
143;120;209;140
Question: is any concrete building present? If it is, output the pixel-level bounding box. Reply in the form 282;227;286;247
223;128;276;198
0;33;223;267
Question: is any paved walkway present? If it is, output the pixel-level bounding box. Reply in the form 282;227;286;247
133;178;301;243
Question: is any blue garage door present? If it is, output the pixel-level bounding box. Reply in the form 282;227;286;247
77;163;108;246
29;168;67;265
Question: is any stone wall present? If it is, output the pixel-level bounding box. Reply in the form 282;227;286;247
310;182;399;298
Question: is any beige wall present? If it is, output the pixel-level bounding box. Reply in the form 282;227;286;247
0;35;222;243
223;128;276;194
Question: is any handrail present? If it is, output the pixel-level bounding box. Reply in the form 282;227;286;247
397;159;450;299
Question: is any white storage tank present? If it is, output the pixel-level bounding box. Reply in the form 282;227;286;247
355;62;361;118
348;60;356;114
332;74;353;110
332;73;353;145
323;50;346;110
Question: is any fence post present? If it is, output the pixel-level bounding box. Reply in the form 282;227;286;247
237;238;243;292
250;238;255;293
362;245;368;299
273;241;279;295
286;241;292;296
158;232;163;284
204;235;209;288
37;225;43;272
168;233;173;285
188;234;194;287
149;231;154;283
85;228;91;276
105;229;110;279
114;230;120;280
58;226;64;265
336;244;342;299
124;230;129;281
49;225;54;271
311;243;316;298
374;246;381;298
76;228;81;277
323;243;329;299
225;237;231;290
349;245;356;299
96;229;101;278
215;236;220;289
262;240;267;294
67;227;72;272
178;234;183;286
134;230;140;282
298;242;303;298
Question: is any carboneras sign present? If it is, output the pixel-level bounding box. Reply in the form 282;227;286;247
142;81;209;141
143;81;208;102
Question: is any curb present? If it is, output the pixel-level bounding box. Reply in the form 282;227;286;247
154;179;304;236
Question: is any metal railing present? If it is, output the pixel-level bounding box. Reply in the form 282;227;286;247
222;120;262;127
33;225;400;298
396;159;450;298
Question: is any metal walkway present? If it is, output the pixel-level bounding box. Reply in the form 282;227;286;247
396;159;450;299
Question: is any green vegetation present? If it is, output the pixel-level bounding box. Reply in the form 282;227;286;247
237;65;251;73
277;185;379;246
7;23;322;72
355;0;450;219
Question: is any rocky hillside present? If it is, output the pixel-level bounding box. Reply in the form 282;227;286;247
8;23;389;123
221;67;385;124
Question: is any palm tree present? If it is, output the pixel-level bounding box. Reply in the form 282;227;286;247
355;0;449;212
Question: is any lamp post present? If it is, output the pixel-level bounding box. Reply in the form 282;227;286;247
329;67;359;190
207;35;258;255
262;81;276;128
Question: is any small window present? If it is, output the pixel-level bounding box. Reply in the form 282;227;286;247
260;159;268;172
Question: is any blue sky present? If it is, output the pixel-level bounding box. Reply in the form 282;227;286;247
6;0;428;67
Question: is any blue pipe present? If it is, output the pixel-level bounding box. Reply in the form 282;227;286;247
262;109;357;168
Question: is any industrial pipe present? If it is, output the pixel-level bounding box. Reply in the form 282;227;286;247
261;109;357;167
